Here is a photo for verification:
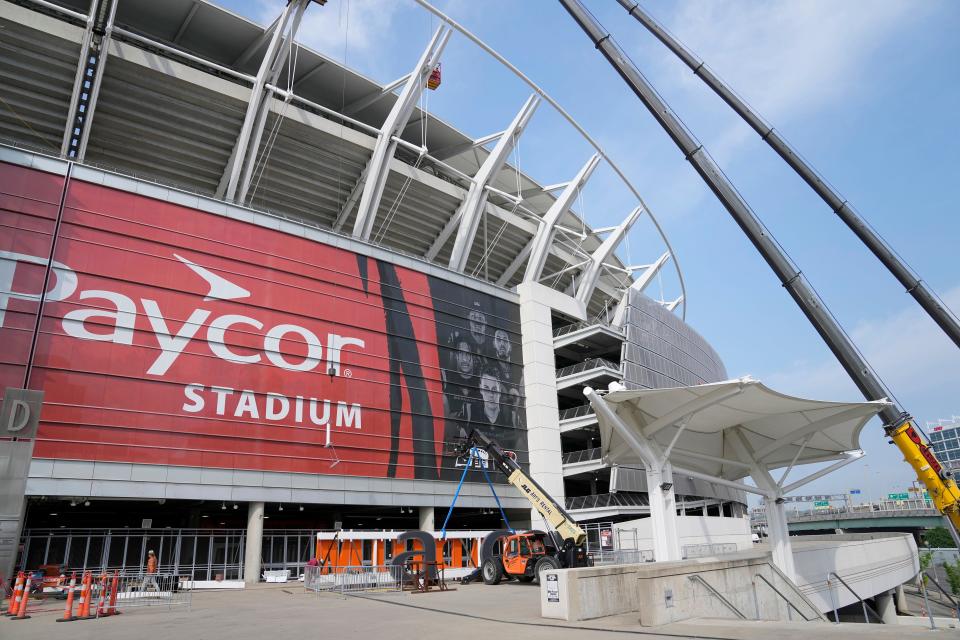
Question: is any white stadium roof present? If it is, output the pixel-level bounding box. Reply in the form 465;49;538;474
0;0;686;316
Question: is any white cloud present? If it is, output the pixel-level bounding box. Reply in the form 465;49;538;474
762;285;960;413
753;285;960;496
256;0;404;75
649;0;928;161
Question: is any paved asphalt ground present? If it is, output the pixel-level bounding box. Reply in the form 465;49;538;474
3;582;957;640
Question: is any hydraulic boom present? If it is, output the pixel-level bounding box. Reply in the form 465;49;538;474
457;430;586;546
559;0;960;546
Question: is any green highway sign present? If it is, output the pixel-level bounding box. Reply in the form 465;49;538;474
814;501;830;508
887;493;910;501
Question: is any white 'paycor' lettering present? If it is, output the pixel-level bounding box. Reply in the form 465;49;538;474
0;251;366;377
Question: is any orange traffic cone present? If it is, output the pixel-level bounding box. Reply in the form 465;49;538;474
11;575;31;620
78;571;94;619
56;572;78;622
95;573;108;618
106;570;121;616
5;572;24;616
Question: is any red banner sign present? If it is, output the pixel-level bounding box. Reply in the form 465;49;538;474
0;162;526;480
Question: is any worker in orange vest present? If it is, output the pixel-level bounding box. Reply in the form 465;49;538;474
140;550;159;592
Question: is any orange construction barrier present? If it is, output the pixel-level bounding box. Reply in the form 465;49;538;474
77;571;93;619
56;572;78;622
5;572;24;616
105;571;120;617
95;572;108;618
11;574;31;620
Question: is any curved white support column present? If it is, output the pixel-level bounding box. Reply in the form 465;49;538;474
584;386;681;562
523;153;600;283
447;94;540;271
222;0;302;202
352;26;451;240
236;0;309;204
575;206;643;306
664;296;683;312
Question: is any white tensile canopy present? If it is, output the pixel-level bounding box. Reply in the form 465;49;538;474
583;376;891;578
594;376;889;482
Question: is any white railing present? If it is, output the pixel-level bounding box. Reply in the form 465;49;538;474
751;499;938;525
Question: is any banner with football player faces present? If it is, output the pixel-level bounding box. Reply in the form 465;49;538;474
0;161;526;481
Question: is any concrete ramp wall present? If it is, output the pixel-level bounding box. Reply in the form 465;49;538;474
790;533;919;613
614;515;753;559
540;551;823;626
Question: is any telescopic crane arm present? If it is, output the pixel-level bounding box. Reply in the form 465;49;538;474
460;430;586;546
558;0;960;546
615;0;960;352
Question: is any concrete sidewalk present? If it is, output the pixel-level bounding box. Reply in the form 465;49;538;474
3;582;956;640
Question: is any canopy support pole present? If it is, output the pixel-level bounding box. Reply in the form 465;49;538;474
727;427;797;580
585;387;681;561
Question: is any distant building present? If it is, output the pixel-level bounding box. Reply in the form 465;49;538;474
927;417;960;470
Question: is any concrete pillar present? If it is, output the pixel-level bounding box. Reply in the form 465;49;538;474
419;507;435;532
645;462;681;562
763;496;796;581
244;501;264;586
582;385;680;562
517;282;577;525
896;584;910;614
0;389;42;583
875;589;898;624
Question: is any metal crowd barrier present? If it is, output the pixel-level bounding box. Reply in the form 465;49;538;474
303;565;402;595
588;549;654;565
109;573;192;611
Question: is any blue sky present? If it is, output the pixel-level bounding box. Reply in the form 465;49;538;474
220;0;960;500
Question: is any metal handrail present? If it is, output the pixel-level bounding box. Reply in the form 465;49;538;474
565;492;649;511
923;571;960;619
26;0;88;21
687;574;747;619
751;502;939;525
827;571;881;624
553;319;621;338
764;562;828;622
562;447;601;465
559;404;596;421
751;573;818;622
556;358;620;379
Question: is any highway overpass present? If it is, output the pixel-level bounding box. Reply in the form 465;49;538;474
752;503;944;536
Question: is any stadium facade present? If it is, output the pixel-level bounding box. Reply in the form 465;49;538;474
0;0;748;582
